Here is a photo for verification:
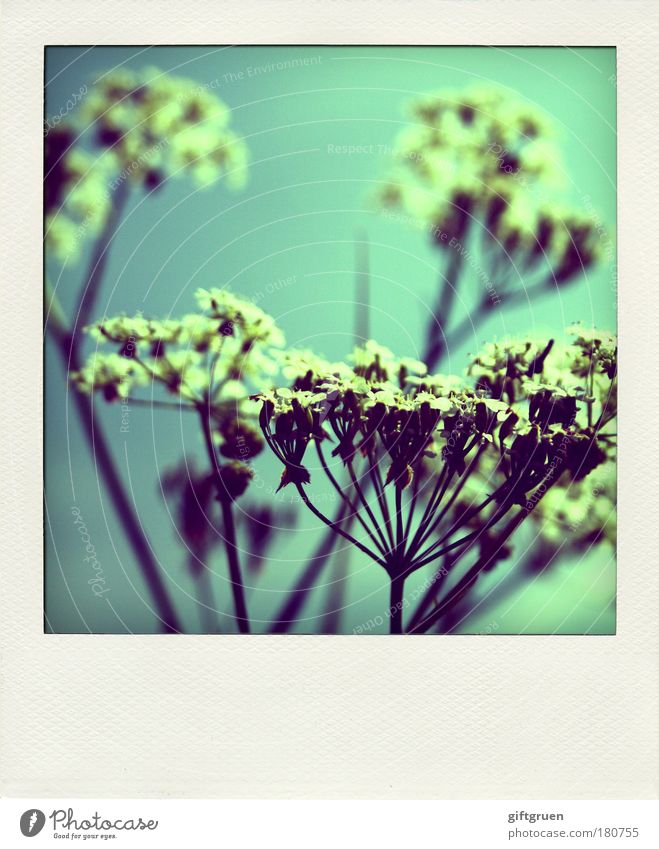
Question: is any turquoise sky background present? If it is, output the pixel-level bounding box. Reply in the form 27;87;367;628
45;46;616;634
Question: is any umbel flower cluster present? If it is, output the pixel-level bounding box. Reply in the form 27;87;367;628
45;67;248;261
72;288;284;500
378;84;601;285
255;328;617;633
69;281;616;633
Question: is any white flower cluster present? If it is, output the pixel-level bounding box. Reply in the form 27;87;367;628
378;84;602;279
72;287;285;405
46;67;248;263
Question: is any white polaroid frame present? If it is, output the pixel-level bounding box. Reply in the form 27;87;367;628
1;0;657;799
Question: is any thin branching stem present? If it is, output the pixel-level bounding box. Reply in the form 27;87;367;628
409;493;514;573
415;490;499;566
413;444;486;553
345;457;390;554
402;468;422;545
192;555;221;634
408;508;528;634
73;180;131;334
395;486;404;553
67;387;183;632
436;272;562;369
44;275;69;344
424;239;466;371
51;181;182;633
315;442;387;556
368;459;396;550
406;464;451;555
198;406;250;633
318;546;350;634
125;397;198;412
406;553;453;631
389;573;405;634
219;498;251;634
294;484;387;567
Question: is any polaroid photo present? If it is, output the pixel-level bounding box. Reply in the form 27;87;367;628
1;0;657;822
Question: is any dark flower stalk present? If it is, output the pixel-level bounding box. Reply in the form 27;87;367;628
423;227;466;369
199;405;250;634
47;179;182;633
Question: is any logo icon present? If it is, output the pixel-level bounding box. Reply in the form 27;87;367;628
20;809;45;837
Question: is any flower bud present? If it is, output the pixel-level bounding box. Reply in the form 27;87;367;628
219;420;264;461
215;461;253;501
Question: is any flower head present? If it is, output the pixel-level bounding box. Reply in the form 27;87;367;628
256;329;616;511
70;351;147;401
72;289;285;499
377;84;603;287
45;68;248;263
257;338;509;490
79;67;247;189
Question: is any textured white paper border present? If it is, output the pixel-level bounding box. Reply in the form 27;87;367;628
1;0;658;800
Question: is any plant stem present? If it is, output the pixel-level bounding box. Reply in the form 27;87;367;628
69;387;182;632
395;486;404;551
407;554;453;631
294;483;387;566
423;244;465;371
219;498;250;634
198;406;250;633
192;554;221;634
44;275;68;343
406;465;450;555
308;231;370;633
318;546;349;634
73;179;130;333
402;468;421;544
408;508;527;634
49;182;182;633
412;445;488;556
315;442;387;555
346;458;390;553
268;501;348;633
354;229;370;343
389;573;405;634
126;397;198;412
368;460;396;550
437;302;490;363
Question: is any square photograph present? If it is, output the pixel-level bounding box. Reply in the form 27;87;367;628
44;45;617;635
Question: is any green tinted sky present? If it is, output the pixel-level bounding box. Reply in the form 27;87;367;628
45;46;616;634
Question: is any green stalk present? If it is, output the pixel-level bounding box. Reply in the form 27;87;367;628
389;572;405;634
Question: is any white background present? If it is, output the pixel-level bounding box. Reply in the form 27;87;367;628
0;799;658;848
